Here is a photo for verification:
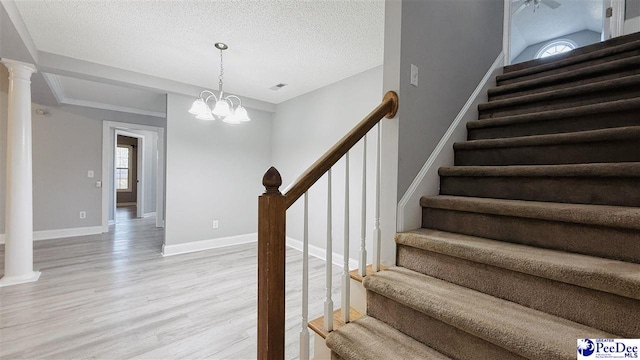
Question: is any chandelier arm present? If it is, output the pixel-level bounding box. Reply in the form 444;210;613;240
199;90;216;99
203;93;219;105
226;95;242;107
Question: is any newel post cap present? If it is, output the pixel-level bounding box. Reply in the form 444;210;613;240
262;167;282;195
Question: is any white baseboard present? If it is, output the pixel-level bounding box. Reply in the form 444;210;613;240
286;236;359;271
396;52;505;232
108;220;115;226
0;226;103;244
161;233;257;257
143;212;156;218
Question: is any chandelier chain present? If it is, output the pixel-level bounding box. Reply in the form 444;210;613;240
218;48;224;92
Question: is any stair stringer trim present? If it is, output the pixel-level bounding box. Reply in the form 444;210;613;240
397;52;504;232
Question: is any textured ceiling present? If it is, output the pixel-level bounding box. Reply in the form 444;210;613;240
511;0;603;59
15;0;385;104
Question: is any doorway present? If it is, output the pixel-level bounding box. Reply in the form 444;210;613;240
101;121;165;232
115;132;143;222
504;0;626;65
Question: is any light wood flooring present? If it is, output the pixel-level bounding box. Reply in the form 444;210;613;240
0;209;341;359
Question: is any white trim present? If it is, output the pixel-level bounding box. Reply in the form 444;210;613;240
396;52;504;232
41;73;166;117
0;226;103;244
286;237;359;271
0;1;39;63
0;271;41;288
161;233;257;257
108;220;115;226
143;212;157;218
41;72;66;104
63;98;166;118
503;0;512;66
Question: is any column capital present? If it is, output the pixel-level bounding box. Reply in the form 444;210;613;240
1;58;37;80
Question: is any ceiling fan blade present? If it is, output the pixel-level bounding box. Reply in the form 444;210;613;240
542;0;561;9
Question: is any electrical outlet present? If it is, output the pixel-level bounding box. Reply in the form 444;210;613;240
79;211;86;219
410;64;419;87
212;220;219;229
87;170;94;178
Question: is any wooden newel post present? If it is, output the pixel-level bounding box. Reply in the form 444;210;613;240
258;166;286;360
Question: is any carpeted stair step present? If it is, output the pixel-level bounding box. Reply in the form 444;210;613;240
420;195;640;263
363;267;615;360
489;55;640;101
326;316;452;360
467;98;640;140
395;229;640;337
439;163;640;206
499;32;640;83
479;74;640;119
454;126;640;166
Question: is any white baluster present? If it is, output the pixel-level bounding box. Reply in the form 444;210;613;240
342;153;350;323
359;136;367;277
324;170;334;332
299;192;310;360
373;124;381;272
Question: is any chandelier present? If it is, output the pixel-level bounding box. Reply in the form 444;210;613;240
189;42;250;124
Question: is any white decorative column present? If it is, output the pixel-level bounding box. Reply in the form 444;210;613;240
0;59;39;287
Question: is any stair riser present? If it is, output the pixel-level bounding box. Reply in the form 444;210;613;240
454;139;640;166
468;111;640;140
440;176;640;207
479;87;640;119
491;66;640;101
421;208;640;263
366;292;527;360
397;245;640;338
499;49;640;85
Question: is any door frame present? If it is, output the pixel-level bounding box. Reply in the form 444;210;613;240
101;121;165;232
114;130;144;220
502;0;626;66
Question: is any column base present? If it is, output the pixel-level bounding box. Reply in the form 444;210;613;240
0;271;41;287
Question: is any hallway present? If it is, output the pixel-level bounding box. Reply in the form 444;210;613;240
0;214;339;359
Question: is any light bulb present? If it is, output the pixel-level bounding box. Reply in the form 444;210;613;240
196;109;215;120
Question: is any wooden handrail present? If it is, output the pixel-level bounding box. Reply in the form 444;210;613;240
257;91;398;360
283;91;399;208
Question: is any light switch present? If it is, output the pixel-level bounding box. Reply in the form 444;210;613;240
88;170;94;178
96;181;102;188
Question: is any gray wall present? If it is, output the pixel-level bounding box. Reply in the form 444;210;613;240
512;30;601;64
31;104;103;231
164;94;272;246
270;66;383;261
397;0;504;198
627;0;640;19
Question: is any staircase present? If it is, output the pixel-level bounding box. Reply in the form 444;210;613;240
325;33;640;360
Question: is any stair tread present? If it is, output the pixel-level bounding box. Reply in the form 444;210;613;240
490;55;640;97
363;267;615;360
500;35;640;79
480;74;640;113
439;162;640;177
454;126;640;150
420;195;640;230
396;228;640;300
326;316;452;360
309;308;363;339
467;97;640;130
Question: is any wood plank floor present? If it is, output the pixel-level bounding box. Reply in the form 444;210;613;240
0;210;341;359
